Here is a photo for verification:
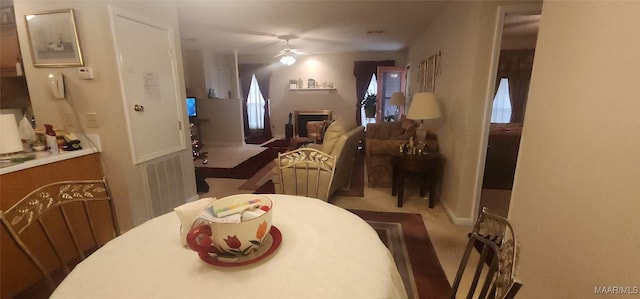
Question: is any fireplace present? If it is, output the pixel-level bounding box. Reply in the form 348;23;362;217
294;110;332;137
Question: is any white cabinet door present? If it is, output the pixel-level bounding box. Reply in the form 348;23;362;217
110;7;185;164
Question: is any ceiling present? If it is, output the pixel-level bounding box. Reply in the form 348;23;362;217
176;1;539;57
176;1;448;56
503;13;540;38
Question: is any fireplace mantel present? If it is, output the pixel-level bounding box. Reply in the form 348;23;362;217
294;110;332;137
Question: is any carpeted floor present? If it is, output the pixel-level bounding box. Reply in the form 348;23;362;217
350;209;452;299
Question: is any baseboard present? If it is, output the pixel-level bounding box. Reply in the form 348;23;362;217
442;200;474;226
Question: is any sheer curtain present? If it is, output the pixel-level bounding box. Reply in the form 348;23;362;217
238;64;272;138
247;75;265;130
360;74;377;128
491;78;512;123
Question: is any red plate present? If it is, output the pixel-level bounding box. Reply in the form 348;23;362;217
197;226;282;267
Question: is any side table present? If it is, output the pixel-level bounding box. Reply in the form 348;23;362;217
391;152;442;208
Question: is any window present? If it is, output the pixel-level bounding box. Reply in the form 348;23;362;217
381;71;402;120
247;74;265;130
361;73;377;128
491;78;512;123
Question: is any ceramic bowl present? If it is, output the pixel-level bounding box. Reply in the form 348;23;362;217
186;194;272;257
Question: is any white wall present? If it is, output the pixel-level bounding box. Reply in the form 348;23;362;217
14;0;197;230
237;52;406;136
510;1;640;297
183;49;238;100
407;1;517;223
183;51;407;137
197;98;244;145
182;48;206;96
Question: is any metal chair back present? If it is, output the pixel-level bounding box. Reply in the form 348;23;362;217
450;207;522;299
0;179;119;291
277;148;336;201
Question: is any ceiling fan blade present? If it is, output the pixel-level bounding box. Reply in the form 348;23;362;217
291;49;307;55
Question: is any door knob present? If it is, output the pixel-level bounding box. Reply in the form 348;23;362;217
134;104;144;112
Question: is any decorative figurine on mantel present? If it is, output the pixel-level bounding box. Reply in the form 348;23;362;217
285;113;294;140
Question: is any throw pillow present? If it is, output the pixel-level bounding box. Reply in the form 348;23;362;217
321;120;346;154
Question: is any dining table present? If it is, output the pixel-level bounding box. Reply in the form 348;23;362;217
50;194;408;299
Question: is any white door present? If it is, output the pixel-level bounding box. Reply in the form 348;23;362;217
110;7;185;164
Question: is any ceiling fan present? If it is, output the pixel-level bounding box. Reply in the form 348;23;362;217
275;35;305;65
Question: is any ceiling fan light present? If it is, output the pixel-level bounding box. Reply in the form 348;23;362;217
280;55;296;66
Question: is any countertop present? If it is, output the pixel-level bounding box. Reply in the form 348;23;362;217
0;134;101;175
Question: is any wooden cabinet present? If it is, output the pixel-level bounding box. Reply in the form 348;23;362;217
1;22;22;77
1;10;31;109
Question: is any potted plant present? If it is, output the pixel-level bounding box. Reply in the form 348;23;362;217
361;93;377;118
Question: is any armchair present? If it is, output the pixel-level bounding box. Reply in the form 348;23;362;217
365;117;438;187
272;120;364;201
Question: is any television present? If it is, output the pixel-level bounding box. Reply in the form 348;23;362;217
186;97;196;117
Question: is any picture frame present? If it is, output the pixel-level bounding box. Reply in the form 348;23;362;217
24;9;84;67
425;53;437;92
418;59;427;92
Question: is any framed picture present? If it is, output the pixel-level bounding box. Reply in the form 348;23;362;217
25;9;84;67
417;59;427;92
425;53;437;92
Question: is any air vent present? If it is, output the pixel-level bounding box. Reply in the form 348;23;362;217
144;155;185;217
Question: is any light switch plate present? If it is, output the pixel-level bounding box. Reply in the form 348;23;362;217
78;67;95;79
85;113;98;128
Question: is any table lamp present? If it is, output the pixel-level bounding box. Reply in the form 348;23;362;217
389;92;405;120
0;114;24;156
406;92;442;146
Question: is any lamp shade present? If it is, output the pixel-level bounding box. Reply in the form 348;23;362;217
0;114;24;155
406;92;442;120
389;92;406;106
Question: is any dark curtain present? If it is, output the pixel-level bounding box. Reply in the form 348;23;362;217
353;60;395;125
238;64;272;138
495;49;535;123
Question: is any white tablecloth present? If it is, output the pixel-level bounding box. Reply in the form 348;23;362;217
51;194;407;299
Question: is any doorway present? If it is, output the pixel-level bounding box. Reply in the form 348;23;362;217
376;66;406;123
479;7;541;217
